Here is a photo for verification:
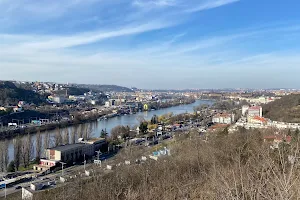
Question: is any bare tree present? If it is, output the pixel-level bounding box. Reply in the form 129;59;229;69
55;128;63;147
14;136;22;171
3;140;8;172
20;138;27;168
111;125;130;140
0;141;4;172
84;124;93;140
21;134;33;168
43;131;50;150
26;134;33;167
63;129;70;144
36;129;42;161
79;124;85;139
71;126;77;144
0;140;8;172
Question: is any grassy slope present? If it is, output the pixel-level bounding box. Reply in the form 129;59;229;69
22;128;300;200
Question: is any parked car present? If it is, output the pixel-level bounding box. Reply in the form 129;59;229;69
15;186;22;190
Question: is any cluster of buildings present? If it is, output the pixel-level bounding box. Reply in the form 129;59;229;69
48;91;102;105
0;101;27;115
239;96;279;104
25;81;69;95
242;105;268;125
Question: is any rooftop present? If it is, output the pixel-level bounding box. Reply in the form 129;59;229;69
248;106;262;110
213;113;232;118
264;135;292;143
85;138;106;143
252;116;268;123
48;143;87;152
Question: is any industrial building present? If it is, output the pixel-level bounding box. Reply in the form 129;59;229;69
33;138;107;172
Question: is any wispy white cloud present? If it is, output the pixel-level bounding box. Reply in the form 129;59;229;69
1;0;299;88
133;0;178;8
185;0;239;13
20;21;172;50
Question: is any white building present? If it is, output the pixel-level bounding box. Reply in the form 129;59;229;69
22;181;55;200
248;106;262;117
90;100;97;105
52;96;66;104
242;105;249;116
212;113;235;124
105;101;110;107
22;187;34;200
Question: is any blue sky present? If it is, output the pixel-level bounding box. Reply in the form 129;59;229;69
0;0;300;89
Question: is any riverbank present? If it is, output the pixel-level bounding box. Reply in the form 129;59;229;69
0;99;198;140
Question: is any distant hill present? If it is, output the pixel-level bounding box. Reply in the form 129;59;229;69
263;94;300;123
53;87;90;96
78;84;133;92
0;81;45;106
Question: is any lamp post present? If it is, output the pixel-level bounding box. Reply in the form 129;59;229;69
59;162;66;176
95;150;102;167
83;154;86;171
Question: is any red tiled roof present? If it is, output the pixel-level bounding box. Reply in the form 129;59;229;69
208;124;229;130
253;116;267;123
249;106;262;110
264;135;292;143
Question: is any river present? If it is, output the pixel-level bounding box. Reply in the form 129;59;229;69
6;99;213;162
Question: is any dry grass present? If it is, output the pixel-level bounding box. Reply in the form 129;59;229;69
11;129;300;200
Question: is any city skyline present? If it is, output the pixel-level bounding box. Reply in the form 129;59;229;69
1;0;300;89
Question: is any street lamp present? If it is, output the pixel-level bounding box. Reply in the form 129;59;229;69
95;150;102;167
59;162;66;176
83;154;86;171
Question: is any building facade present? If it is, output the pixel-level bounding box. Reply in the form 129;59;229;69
247;106;263;117
34;138;106;171
212;113;235;124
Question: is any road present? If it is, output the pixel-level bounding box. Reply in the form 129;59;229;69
0;121;204;198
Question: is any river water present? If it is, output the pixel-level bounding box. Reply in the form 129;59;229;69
6;100;213;162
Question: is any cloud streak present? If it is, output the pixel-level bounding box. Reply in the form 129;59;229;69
1;0;299;89
185;0;239;13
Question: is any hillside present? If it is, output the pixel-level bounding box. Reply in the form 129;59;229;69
78;84;133;92
52;87;90;96
263;94;300;123
0;81;45;106
13;128;300;200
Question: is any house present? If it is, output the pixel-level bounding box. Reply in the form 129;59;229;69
263;135;292;149
105;101;110;107
33;159;58;172
13;106;23;112
0;107;7;111
247;106;262;117
173;124;182;129
248;116;268;125
48;95;66;104
18;101;27;107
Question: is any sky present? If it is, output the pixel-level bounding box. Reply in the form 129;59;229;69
0;0;300;89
